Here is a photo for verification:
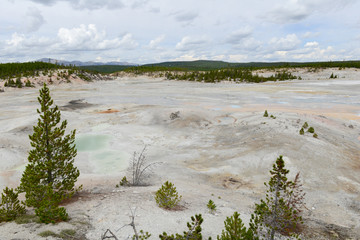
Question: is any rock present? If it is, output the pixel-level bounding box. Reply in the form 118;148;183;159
170;111;180;120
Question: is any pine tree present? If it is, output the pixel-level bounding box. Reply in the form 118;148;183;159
159;214;205;240
263;110;268;117
19;83;80;223
254;156;302;240
217;212;255;240
0;187;26;222
155;181;182;209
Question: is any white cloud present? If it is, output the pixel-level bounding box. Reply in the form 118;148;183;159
173;11;198;25
228;54;248;62
1;33;54;60
58;24;108;50
267;1;309;24
129;0;148;9
266;0;357;24
73;0;124;10
263;45;339;62
28;0;124;10
269;34;301;51
302;32;320;38
211;55;226;61
292;46;337;61
118;33;138;50
6;33;25;47
57;24;137;51
148;35;165;50
1;24;136;60
304;41;319;48
173;54;200;61
226;27;252;44
175;36;208;52
2;0;360;63
230;37;262;52
25;7;45;32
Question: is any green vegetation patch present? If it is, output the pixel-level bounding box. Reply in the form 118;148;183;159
14;214;41;224
38;230;58;238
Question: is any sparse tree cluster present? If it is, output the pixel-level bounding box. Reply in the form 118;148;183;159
165;69;299;83
299;122;318;138
106;156;305;239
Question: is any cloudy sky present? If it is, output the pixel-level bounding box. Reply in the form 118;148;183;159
1;0;359;63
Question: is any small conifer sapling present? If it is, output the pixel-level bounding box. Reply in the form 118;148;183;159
299;128;304;135
207;199;216;214
307;127;315;133
263;110;269;117
0;187;26;222
217;211;254;240
155;181;182;209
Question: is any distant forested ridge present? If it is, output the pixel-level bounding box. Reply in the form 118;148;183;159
2;60;360;75
79;60;360;73
143;60;360;71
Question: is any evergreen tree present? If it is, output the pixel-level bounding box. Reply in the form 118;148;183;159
0;187;26;222
253;156;302;240
217;212;255;240
19;83;80;223
159;214;205;240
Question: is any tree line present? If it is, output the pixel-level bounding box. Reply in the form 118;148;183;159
165;69;299;83
0;62;71;80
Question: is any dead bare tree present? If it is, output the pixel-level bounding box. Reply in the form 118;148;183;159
117;207;151;240
101;207;150;240
130;146;158;186
101;229;119;240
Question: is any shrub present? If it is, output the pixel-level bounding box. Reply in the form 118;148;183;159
159;214;204;240
263;110;268;117
155;181;182;209
330;73;337;79
302;122;308;129
129;146;157;186
115;176;130;187
217;212;254;240
299;128;304;135
0;187;26;222
59;229;77;239
25;80;34;87
14;214;40;224
38;230;58;238
207;200;216;214
307;127;315;133
313;133;318;138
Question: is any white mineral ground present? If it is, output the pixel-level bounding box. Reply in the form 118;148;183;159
0;68;359;239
